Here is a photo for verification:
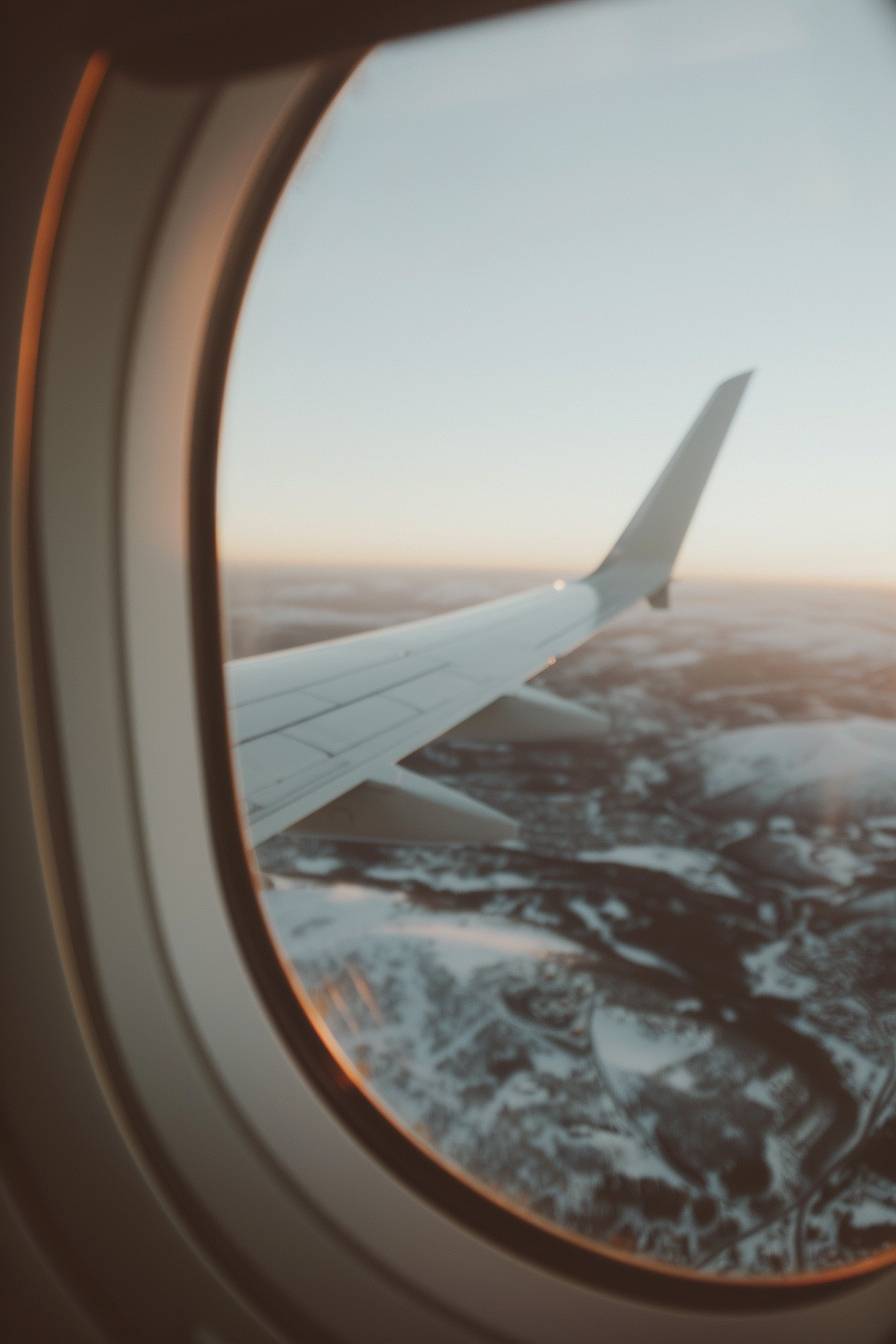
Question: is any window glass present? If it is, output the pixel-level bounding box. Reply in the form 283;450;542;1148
219;0;896;1278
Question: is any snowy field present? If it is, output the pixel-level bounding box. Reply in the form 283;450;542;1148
225;565;896;1277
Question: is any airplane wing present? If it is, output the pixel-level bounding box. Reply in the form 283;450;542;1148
227;372;752;846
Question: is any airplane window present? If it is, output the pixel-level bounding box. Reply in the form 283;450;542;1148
218;0;896;1282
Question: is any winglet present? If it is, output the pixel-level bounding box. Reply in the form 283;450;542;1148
587;371;753;605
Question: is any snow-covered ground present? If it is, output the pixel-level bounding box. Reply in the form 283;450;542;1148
229;568;896;1278
690;717;896;820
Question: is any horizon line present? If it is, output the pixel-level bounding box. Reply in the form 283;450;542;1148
218;556;896;594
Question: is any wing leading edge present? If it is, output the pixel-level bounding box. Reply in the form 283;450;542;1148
228;373;752;846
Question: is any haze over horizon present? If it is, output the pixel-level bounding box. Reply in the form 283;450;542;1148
219;0;896;589
221;555;896;593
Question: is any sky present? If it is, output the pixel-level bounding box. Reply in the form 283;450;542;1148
219;0;896;586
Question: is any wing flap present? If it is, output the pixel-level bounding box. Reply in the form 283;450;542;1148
286;695;417;754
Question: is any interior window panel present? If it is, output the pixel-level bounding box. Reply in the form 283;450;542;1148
217;0;896;1282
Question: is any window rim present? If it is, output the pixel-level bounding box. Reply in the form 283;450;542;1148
190;33;896;1313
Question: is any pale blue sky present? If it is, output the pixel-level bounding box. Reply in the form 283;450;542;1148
220;0;896;585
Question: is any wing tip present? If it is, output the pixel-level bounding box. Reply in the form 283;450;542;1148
717;368;755;398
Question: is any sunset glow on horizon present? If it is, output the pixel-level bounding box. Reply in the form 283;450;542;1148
219;0;896;591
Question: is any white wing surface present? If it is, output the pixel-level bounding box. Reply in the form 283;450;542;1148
227;373;752;846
